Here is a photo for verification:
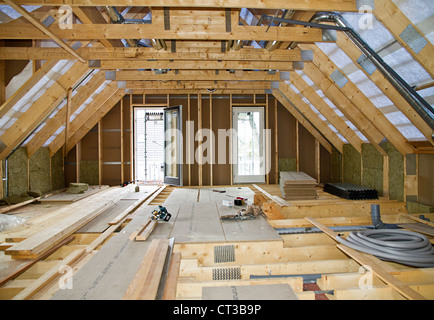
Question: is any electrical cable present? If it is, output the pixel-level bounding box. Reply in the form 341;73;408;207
335;229;434;268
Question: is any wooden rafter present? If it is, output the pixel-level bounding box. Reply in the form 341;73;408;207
279;82;344;153
65;90;125;155
289;71;364;154
26;70;106;158
0;61;89;160
48;81;118;156
373;0;434;78
273;90;333;154
336;33;434;146
301;43;415;156
301;63;386;156
2;0;86;63
72;6;123;48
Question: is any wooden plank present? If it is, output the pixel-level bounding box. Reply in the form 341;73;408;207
252;184;288;207
134;219;157;241
162;251;181;300
399;212;434;228
108;185;162;225
337;244;428;300
123;239;170;300
5;186;132;259
305;217;428;300
11;248;86;300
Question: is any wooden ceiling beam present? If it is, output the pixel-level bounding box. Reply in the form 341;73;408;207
114;70;283;81
0;46;312;62
122;80;273;90
0;0;358;11
91;60;303;70
0;23;329;43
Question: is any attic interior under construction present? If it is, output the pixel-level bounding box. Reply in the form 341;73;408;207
0;0;433;302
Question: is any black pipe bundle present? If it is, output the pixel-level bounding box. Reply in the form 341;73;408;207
323;182;378;200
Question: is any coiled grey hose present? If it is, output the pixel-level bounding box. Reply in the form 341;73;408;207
335;229;434;268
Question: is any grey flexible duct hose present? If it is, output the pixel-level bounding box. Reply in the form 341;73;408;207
335;229;434;268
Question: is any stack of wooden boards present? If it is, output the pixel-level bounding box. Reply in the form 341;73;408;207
279;171;318;200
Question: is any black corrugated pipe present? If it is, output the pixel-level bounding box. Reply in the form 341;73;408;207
261;12;434;132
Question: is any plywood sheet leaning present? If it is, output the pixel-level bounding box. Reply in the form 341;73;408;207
280;171;318;200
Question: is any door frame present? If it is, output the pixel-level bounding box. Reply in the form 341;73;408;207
164;105;183;186
232;106;266;184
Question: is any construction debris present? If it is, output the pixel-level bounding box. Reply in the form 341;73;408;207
220;205;261;221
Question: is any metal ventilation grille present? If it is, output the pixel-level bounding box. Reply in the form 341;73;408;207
212;267;241;281
214;245;235;263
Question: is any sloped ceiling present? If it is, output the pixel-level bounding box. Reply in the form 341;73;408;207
0;0;432;160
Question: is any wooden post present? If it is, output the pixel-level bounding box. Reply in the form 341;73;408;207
198;93;202;186
296;120;300;171
64;88;72;158
120;98;124;183
274;97;278;184
76;141;81;183
187;94;191;186
209;93;213;186
98;121;103;185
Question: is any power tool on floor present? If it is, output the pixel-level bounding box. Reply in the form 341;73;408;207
151;205;172;222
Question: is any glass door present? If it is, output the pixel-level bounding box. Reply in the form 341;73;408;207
232;107;266;183
164;105;183;186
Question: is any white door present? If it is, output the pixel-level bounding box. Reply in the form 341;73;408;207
232;107;266;184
